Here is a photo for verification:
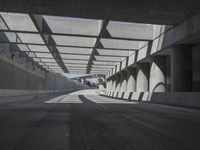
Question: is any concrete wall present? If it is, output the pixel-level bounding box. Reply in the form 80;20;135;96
0;47;87;97
193;46;200;91
103;91;200;109
0;58;45;90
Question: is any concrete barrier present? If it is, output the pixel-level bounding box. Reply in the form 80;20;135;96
0;47;88;98
101;92;200;109
0;89;83;97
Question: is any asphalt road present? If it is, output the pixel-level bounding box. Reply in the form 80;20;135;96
0;90;200;150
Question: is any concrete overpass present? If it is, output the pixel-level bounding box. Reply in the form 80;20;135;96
1;0;200;24
1;1;200;150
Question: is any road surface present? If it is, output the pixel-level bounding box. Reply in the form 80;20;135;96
0;89;200;150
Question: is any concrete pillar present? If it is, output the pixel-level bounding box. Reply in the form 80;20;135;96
114;73;121;97
120;71;127;92
81;79;84;84
118;71;127;97
111;76;116;96
150;56;166;92
171;45;193;92
106;79;113;95
109;79;113;95
77;78;81;83
106;79;109;93
136;63;150;92
127;68;137;92
115;73;121;92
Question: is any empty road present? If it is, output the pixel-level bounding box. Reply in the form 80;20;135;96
0;90;200;150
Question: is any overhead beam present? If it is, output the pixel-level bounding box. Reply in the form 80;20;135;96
86;20;109;74
0;41;137;51
94;55;125;62
28;14;68;72
0;29;153;41
0;0;199;24
92;66;114;69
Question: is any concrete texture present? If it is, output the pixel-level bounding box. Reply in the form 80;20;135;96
1;89;200;150
150;92;200;108
111;77;116;96
136;64;150;92
114;74;121;97
108;12;200;80
106;79;113;96
118;71;127;98
127;68;136;92
1;0;200;24
103;91;200;109
0;57;44;90
149;56;166;92
193;46;200;91
0;51;87;97
171;45;193;92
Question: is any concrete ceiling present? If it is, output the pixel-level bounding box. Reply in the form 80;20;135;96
0;12;157;74
1;0;200;25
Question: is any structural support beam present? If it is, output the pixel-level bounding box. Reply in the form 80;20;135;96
1;0;199;24
171;45;193;92
114;73;121;97
149;56;166;92
118;71;127;98
136;63;150;92
30;14;68;73
111;76;116;97
106;79;113;96
0;29;152;42
86;20;109;74
127;68;137;92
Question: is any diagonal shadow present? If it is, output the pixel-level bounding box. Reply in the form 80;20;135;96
78;95;95;104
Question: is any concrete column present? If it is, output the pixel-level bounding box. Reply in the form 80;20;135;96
106;79;110;93
106;79;113;95
150;56;167;92
118;71;127;98
127;68;137;92
111;76;116;96
109;77;114;96
136;63;150;92
171;45;193;92
81;79;84;84
115;73;121;92
120;71;127;92
114;73;121;97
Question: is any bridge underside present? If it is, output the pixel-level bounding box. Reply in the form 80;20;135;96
1;0;200;24
1;1;200;150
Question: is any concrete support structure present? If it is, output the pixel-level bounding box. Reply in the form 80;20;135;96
136;63;150;92
0;47;88;97
111;76;116;96
106;79;113;95
171;45;193;92
114;74;121;97
150;56;167;92
118;71;127;98
80;79;86;84
127;68;137;93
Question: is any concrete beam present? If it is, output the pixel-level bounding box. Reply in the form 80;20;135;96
86;20;109;74
107;12;200;78
30;14;68;73
1;0;200;24
136;63;150;92
149;56;166;92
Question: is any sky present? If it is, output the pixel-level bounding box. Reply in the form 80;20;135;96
63;73;89;79
63;73;99;83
